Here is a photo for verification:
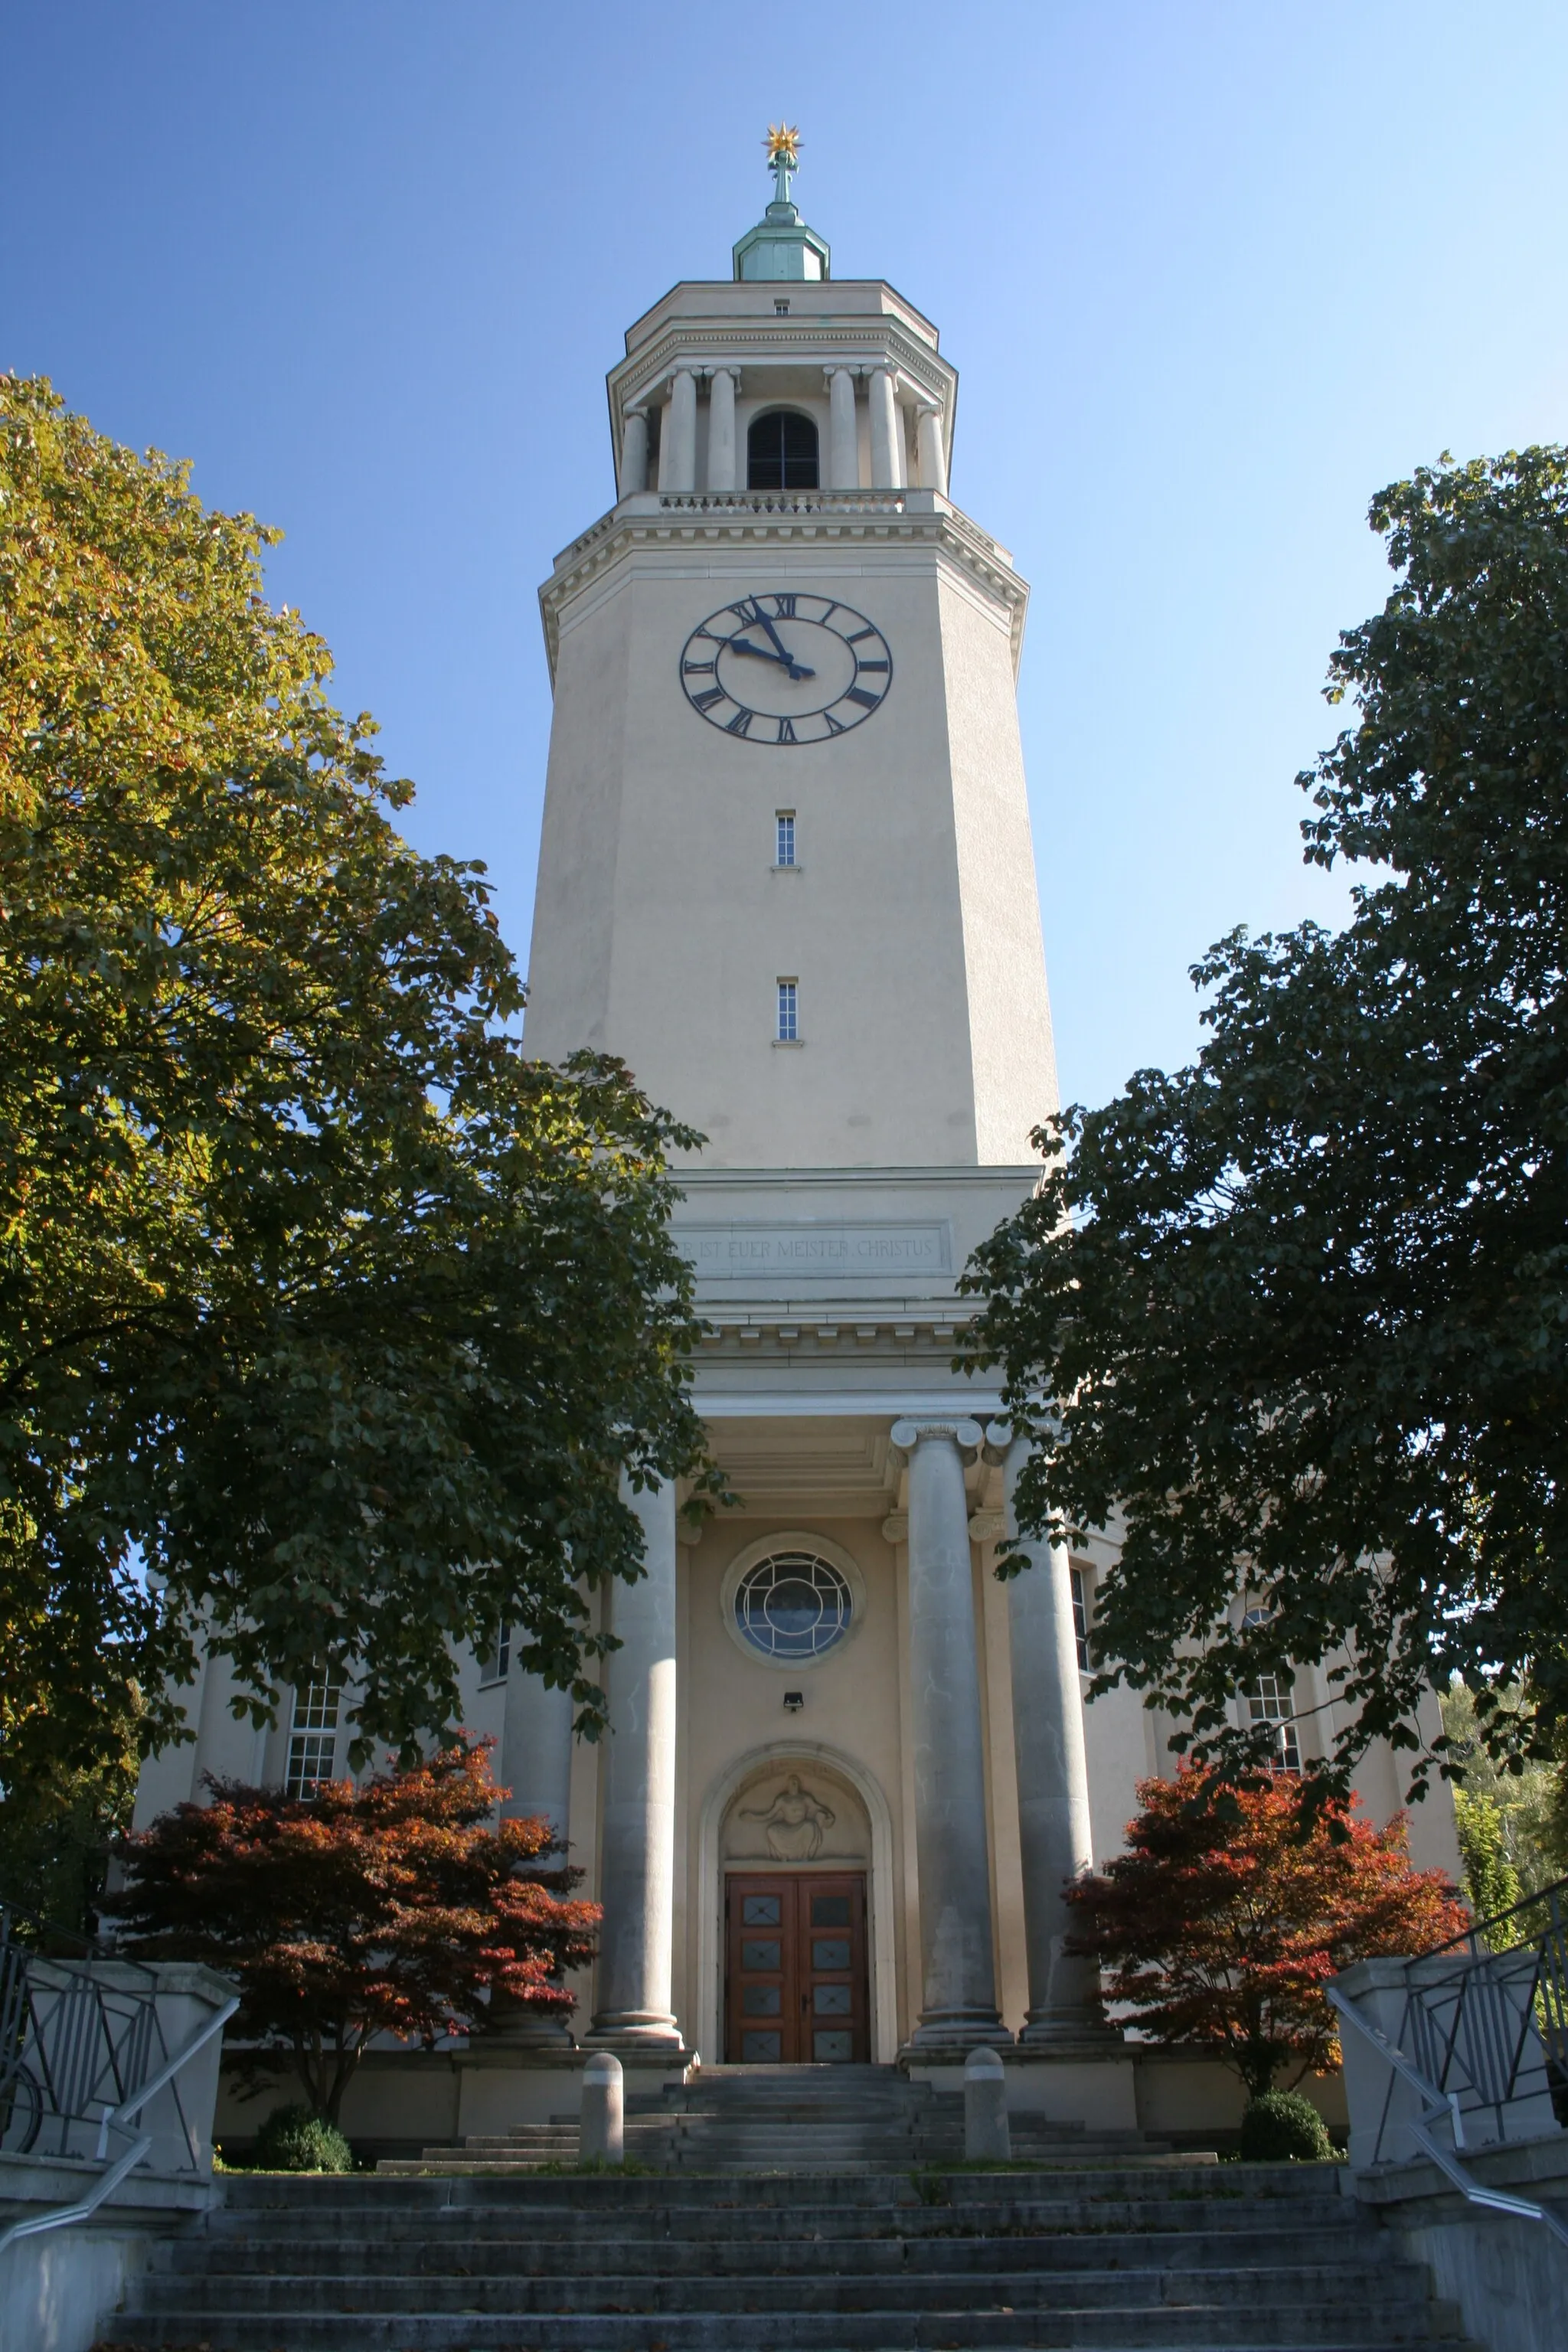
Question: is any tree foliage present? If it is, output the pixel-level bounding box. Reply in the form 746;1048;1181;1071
106;1740;596;2124
965;448;1568;1794
1439;1681;1567;1906
0;374;715;1793
0;1702;139;1935
1066;1769;1467;2097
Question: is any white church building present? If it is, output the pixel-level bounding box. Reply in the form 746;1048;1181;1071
139;137;1460;2138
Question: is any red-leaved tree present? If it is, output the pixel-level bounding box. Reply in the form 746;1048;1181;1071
106;1740;598;2122
1066;1768;1468;2097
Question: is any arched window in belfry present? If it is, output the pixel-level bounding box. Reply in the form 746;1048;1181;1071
747;409;819;491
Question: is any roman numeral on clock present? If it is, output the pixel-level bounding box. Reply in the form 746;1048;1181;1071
844;687;881;710
855;659;890;674
683;659;716;675
845;627;878;645
776;717;797;744
725;706;754;736
691;686;724;712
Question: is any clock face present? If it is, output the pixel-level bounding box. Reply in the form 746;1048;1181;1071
679;593;893;747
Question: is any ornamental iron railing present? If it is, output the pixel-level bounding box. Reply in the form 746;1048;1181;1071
1402;1878;1568;2137
0;1893;237;2257
1327;1874;1568;2253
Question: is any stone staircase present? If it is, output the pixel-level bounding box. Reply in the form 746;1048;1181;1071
379;2062;1178;2177
103;2161;1478;2350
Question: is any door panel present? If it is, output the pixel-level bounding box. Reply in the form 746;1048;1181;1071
725;1872;868;2062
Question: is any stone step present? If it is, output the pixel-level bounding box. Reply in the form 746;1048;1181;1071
196;2194;1359;2250
208;2165;1351;2215
109;2311;1475;2352
107;2151;1472;2352
139;2258;1439;2314
155;2225;1391;2278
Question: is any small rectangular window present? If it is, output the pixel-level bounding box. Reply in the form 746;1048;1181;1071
776;979;798;1042
1069;1563;1090;1674
286;1676;345;1798
1245;1673;1302;1772
479;1624;511;1687
776;812;795;867
774;297;791;315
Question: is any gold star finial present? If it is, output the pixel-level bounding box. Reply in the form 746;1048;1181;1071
765;123;801;170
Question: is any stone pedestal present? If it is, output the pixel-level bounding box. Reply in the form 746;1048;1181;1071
453;2043;691;2138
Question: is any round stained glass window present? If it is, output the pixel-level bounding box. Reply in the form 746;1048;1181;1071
734;1550;852;1661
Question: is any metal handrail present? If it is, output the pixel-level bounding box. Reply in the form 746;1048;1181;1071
1327;1980;1568;2254
1418;1875;1568;1964
0;2135;153;2261
0;1893;238;2256
93;1994;238;2162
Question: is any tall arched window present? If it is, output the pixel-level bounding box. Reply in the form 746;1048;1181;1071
748;409;819;491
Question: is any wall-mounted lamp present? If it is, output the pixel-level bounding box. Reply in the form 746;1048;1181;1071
782;1690;805;1713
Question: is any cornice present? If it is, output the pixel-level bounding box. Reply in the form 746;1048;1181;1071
537;491;1029;683
609;321;954;416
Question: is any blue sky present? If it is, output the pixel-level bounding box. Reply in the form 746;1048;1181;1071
6;2;1568;1111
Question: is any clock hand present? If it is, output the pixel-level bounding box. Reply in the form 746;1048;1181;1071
750;607;794;662
729;635;816;680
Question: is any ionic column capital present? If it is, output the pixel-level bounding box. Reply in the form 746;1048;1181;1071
890;1415;982;1462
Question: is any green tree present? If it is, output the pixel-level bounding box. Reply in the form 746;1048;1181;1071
965;448;1568;1795
0;1710;139;1935
1440;1681;1566;1903
1450;1788;1521;1933
0;375;715;1801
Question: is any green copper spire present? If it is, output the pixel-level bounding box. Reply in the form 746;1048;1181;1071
733;125;831;284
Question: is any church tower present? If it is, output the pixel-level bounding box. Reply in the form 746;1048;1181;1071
525;129;1057;1168
516;135;1117;2086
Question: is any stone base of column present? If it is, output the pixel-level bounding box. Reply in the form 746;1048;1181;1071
584;2008;688;2057
1018;2006;1124;2051
481;1985;577;2048
483;2014;577;2049
900;2007;1013;2060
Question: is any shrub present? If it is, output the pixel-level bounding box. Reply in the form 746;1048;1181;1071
253;2102;354;2173
1064;1767;1467;2097
1240;2089;1334;2163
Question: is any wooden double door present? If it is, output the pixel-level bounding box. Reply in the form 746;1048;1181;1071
724;1872;870;2063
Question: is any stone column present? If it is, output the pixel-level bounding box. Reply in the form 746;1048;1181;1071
663;368;697;495
587;1478;684;2052
916;402;948;496
706;367;739;492
496;1662;577;2044
1000;1437;1110;2043
825;366;859;488
501;1664;574;1840
867;366;903;489
619;406;648;497
891;1416;1010;2050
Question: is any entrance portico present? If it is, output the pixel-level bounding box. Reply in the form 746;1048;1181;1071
495;1150;1113;2072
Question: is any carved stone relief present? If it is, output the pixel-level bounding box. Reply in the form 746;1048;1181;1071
720;1763;869;1866
739;1774;836;1860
